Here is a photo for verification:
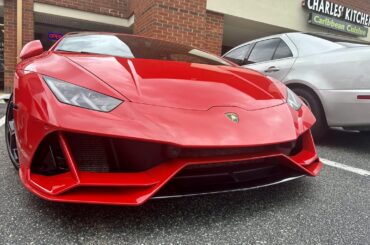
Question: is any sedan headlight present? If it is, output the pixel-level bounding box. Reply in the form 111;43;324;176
43;76;122;112
287;88;302;111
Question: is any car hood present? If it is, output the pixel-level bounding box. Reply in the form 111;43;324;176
64;54;286;111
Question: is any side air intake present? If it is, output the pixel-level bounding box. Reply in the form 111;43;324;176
31;133;69;176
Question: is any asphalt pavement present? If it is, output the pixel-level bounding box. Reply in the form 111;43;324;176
0;102;369;245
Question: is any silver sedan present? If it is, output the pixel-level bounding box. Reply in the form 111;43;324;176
223;32;370;138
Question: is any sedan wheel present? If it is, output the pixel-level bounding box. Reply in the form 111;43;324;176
291;87;328;140
5;94;20;170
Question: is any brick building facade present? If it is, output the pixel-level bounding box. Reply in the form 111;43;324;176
132;0;223;54
2;0;370;91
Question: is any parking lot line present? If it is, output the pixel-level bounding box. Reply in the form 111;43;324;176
0;116;5;127
0;94;10;104
321;158;370;177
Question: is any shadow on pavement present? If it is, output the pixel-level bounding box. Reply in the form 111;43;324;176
317;129;370;153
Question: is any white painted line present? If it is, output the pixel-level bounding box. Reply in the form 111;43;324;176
321;158;370;177
0;116;5;127
0;93;10;100
0;94;10;104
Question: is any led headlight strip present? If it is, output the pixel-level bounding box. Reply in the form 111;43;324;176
43;76;123;112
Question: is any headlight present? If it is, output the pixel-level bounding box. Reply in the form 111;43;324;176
43;76;122;112
287;88;302;111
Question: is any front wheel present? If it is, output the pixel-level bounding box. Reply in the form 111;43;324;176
291;87;328;140
5;94;20;170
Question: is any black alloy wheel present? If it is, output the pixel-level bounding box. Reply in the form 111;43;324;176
5;94;20;170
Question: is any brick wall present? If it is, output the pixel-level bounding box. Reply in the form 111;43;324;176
35;0;131;18
4;0;17;91
205;11;224;55
131;0;156;37
131;0;224;54
3;0;34;92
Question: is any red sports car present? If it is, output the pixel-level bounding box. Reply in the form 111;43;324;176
6;33;322;205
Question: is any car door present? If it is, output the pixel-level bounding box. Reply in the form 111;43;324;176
243;38;296;81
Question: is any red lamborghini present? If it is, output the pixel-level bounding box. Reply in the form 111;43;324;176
6;33;322;205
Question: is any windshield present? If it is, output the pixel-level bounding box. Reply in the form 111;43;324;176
55;33;231;66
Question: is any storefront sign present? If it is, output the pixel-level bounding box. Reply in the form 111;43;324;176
48;32;63;41
304;0;370;27
309;13;368;37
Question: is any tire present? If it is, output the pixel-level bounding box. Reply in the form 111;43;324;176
291;87;328;140
5;94;20;170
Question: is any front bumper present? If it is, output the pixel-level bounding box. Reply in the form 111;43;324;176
20;129;322;206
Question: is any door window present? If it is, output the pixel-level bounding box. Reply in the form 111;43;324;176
273;40;293;60
247;39;280;63
223;44;251;65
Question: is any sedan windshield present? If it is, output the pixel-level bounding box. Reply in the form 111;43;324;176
55;33;231;66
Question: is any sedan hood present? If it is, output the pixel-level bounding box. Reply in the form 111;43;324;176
64;54;286;111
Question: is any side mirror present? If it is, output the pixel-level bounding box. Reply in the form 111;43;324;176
19;40;44;60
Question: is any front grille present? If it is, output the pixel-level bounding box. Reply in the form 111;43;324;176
155;158;300;197
64;133;303;173
178;140;300;158
66;133;167;172
68;134;110;172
